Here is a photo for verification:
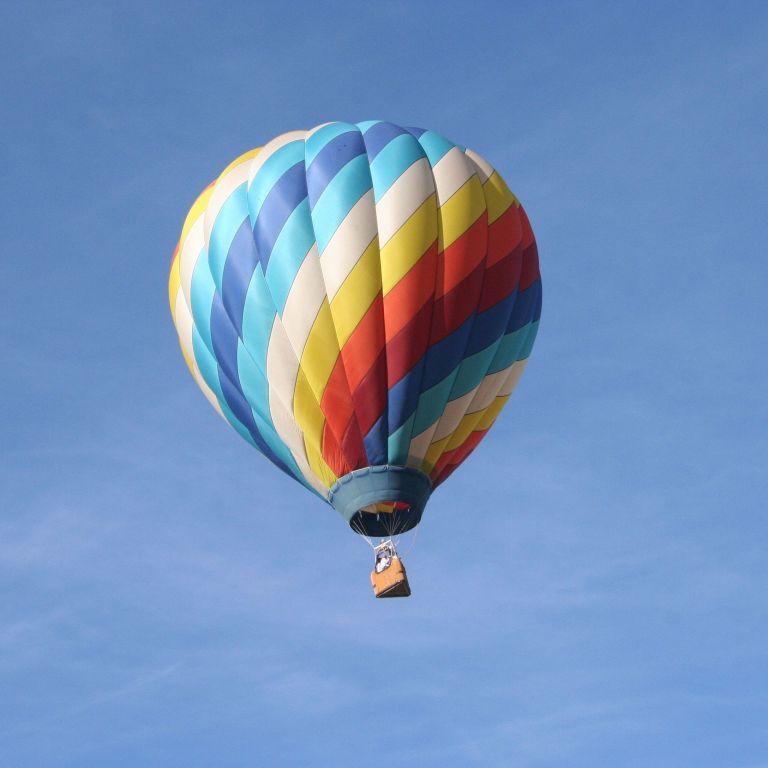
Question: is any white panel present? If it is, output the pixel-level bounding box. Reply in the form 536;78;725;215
464;147;494;184
319;189;378;300
431;147;475;206
375;158;434;246
280;244;326;355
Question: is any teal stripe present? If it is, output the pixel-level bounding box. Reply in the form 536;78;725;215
246;140;305;222
190;253;216;351
208;187;249;291
369;134;425;201
488;322;539;374
415;130;456;167
388;413;415;465
412;373;458;436
263;198;315;312
304;122;352;166
310;153;372;254
519;320;539;359
451;343;499;399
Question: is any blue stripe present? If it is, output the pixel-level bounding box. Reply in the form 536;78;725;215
421;314;476;392
363;412;388;466
306;130;366;205
405;126;426;139
387;357;427;434
221;217;259;338
360;121;407;160
252;161;308;270
465;291;518;356
506;279;542;333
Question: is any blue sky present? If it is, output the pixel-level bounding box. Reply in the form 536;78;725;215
2;1;767;766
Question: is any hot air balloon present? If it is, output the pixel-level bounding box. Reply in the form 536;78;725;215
168;121;541;597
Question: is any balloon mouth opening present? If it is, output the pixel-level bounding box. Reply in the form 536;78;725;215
349;504;422;537
328;466;432;538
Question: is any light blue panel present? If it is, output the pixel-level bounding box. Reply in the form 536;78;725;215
246;140;305;222
415;130;456;167
190;252;216;351
236;342;312;487
241;268;277;370
354;119;380;134
207;185;249;292
304;122;353;166
310;154;372;254
369;134;425;201
263;198;315;312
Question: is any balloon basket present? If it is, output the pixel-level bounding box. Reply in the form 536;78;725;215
371;540;411;598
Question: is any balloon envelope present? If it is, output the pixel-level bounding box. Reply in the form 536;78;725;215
169;121;541;535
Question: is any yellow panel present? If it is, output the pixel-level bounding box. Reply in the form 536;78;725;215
293;369;337;487
421;434;450;475
476;394;509;431
219;147;261;178
179;185;214;244
484;171;519;225
299;299;341;399
423;394;511;474
381;193;437;294
437;175;486;251
329;238;381;345
168;252;182;318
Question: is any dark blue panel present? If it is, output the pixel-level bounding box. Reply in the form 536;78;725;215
252;161;308;271
506;279;542;333
361;121;407;160
421;314;476;392
306;130;366;208
387;357;426;433
221;218;259;339
363;411;389;465
465;290;518;357
405;126;427;138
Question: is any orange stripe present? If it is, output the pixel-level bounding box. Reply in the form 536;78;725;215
435;213;487;299
340;293;385;391
384;240;438;342
485;204;522;267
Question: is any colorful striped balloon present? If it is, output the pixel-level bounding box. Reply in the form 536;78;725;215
168;121;541;536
